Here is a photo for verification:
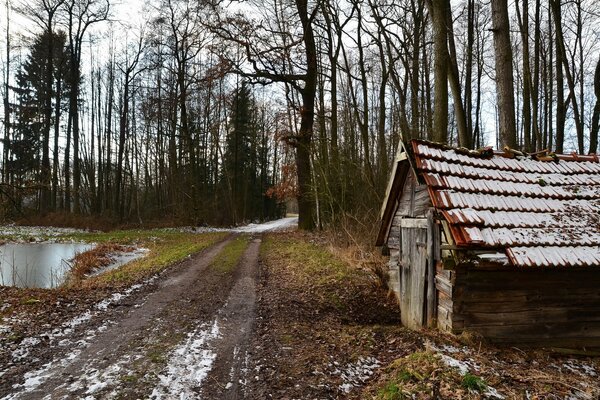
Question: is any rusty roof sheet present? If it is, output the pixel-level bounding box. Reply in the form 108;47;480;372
412;140;600;268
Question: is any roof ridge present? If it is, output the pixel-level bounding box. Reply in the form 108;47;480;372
411;139;600;164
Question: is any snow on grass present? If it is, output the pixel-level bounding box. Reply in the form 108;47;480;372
0;225;92;238
426;341;506;399
333;356;381;394
150;319;221;399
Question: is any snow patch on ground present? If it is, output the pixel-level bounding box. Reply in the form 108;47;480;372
1;277;154;395
332;356;381;394
150;319;221;399
428;341;506;399
562;360;598;377
232;217;298;233
1;350;82;400
162;217;298;235
0;225;92;238
65;355;134;397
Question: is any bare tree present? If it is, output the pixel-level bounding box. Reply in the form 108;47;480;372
490;0;517;148
62;0;110;213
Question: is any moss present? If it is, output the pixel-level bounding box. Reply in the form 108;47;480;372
210;236;249;273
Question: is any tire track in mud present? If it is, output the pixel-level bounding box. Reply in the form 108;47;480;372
3;233;259;400
197;237;260;399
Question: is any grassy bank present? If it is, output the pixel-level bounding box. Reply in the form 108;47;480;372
0;229;227;342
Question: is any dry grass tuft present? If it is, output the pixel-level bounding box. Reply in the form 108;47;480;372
68;243;134;282
322;212;391;292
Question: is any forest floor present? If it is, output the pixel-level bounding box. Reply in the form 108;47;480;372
0;221;599;399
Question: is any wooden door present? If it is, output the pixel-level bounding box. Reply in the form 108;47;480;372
399;225;428;329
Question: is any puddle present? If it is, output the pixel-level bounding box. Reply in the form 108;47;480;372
0;243;94;288
89;248;149;277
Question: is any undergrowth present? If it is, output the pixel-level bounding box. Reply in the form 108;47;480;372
322;212;390;292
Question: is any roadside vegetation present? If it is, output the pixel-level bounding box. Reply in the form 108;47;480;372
210;235;250;273
0;229;227;351
252;231;600;399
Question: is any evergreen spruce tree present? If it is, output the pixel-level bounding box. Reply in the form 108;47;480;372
221;82;280;224
13;30;70;210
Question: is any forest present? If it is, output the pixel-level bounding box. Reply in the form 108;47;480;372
0;0;598;230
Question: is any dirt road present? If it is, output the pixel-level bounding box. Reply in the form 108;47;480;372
0;232;265;399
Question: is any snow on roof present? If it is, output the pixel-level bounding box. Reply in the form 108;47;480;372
412;140;600;268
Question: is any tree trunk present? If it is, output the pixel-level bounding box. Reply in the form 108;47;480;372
430;0;449;144
295;0;316;231
3;0;10;184
491;0;517;149
516;0;532;152
445;0;471;148
590;58;600;154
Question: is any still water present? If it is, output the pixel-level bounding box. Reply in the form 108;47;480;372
0;243;94;288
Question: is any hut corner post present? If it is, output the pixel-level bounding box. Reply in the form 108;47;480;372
426;209;439;327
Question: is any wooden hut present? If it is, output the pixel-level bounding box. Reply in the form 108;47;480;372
376;139;600;347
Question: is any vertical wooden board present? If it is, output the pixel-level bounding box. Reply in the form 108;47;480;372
396;174;416;217
400;228;413;327
410;228;428;328
400;226;428;329
426;211;437;327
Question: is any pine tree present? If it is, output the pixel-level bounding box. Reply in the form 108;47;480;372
13;29;70;210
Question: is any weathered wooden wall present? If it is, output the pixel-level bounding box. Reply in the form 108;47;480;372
449;268;600;347
386;171;437;329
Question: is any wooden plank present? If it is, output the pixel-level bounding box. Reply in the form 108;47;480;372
411;227;428;328
380;148;408;219
400;218;428;229
412;185;432;217
451;268;600;346
400;227;412;327
426;210;436;327
435;276;453;296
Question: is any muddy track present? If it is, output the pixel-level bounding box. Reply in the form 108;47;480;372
1;233;262;399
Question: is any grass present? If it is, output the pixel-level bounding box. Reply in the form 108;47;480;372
253;232;408;398
0;228;228;289
260;233;354;286
85;231;227;287
373;351;467;399
462;373;487;392
209;236;249;273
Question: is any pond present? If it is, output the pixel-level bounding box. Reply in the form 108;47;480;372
0;243;94;288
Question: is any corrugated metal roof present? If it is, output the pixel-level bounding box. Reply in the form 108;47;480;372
412;140;600;268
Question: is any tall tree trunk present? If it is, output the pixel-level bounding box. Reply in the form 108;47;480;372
3;0;10;184
430;0;449;144
516;0;532;151
590;58;600;154
295;0;316;230
491;0;517;149
115;71;129;220
552;0;565;153
445;0;471;148
551;0;584;154
52;70;61;210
